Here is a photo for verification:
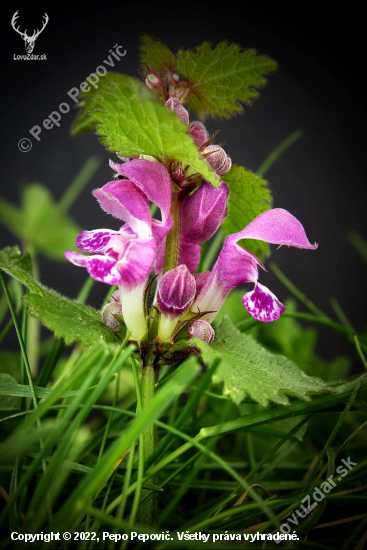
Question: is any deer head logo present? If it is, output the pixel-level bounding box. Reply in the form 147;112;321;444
11;11;49;53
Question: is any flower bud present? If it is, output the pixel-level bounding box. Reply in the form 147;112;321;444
157;265;196;341
187;320;215;343
189;121;210;148
202;144;232;176
157;265;196;318
102;301;123;331
165;98;189;125
170;160;185;184
216;155;232;176
174;167;185;183
145;73;163;90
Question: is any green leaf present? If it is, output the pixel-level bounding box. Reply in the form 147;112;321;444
193;316;331;407
140;34;175;76
0;374;21;411
222;164;272;259
176;42;277;118
0;200;24;238
0;246;42;296
0;247;103;346
22;185;80;259
215;295;351;383
0;184;80;261
23;291;103;346
92;80;219;186
71;73;141;136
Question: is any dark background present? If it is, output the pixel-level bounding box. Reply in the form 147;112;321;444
1;1;366;364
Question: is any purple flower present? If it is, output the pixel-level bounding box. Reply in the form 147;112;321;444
66;159;173;287
65;158;173;340
192;208;318;323
65;226;156;288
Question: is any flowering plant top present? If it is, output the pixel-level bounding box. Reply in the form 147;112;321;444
61;35;325;406
0;35;327;409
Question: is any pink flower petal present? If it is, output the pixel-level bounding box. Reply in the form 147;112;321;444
193;208;316;321
116;159;173;244
242;282;286;322
211;240;260;292
116;237;157;290
66;229;157;289
234;208;318;249
93;180;152;239
76;229;120;253
84;255;121;285
64;251;87;267
191;242;260;324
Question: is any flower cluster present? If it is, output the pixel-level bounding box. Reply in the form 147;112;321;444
65;99;317;351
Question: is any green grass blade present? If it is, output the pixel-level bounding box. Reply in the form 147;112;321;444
200;377;367;438
58;156;101;213
257;129;303;176
305;377;363;491
46;356;200;531
36;338;65;388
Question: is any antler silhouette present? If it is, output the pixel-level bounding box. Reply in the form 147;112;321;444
11;11;49;41
31;13;49;40
11;11;26;39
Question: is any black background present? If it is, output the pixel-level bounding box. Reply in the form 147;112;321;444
1;1;366;364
